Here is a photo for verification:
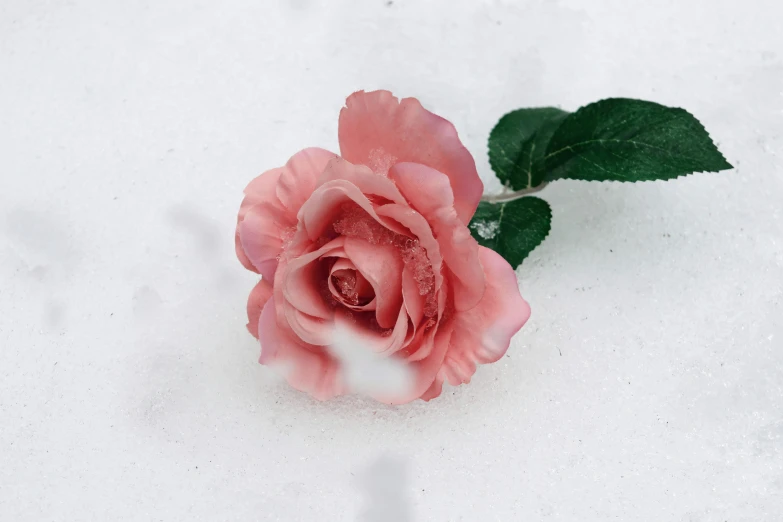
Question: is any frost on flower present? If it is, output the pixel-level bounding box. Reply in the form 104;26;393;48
470;219;500;240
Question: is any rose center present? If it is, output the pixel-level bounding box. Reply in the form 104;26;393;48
330;268;374;307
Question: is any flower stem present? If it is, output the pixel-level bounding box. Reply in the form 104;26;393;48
480;182;549;203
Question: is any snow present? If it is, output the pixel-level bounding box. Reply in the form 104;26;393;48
471;219;500;240
1;0;782;520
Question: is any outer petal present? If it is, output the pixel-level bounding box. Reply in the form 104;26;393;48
236;168;285;273
389;162;485;312
238;205;289;281
257;297;343;400
443;247;531;386
338;90;483;223
246;279;273;338
401;278;448;364
419;377;445;402
388;161;455;216
276;147;337;213
383;320;453;404
238;168;285;224
236;148;335;276
284;307;331;346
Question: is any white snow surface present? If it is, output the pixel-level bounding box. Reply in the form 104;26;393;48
2;0;782;520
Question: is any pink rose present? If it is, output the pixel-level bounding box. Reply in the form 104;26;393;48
236;90;530;403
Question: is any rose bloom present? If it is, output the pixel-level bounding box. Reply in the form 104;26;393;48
236;90;530;403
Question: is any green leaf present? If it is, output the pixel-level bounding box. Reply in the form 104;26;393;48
535;98;733;183
488;108;569;190
469;197;552;268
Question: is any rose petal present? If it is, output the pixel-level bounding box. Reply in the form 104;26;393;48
300;179;409;242
236;168;285;273
284;306;331;346
239;168;286;224
343;237;404;329
401;265;424;328
382;320;453;404
401;320;437;361
443;247;531;386
317;157;407;205
389;162;485;311
276;147;337;213
283;236;346;319
419;380;444;401
399;278;448;363
235;230;255;274
374;203;443;293
258;297;342;400
238;205;290;281
440;226;485;312
272;255;290;329
327;258;377;311
333;305;410;359
338;90;483;223
388;161;455;215
246;278;273;339
237;148;336;276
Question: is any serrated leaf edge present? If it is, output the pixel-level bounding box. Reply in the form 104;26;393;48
488;107;569;190
510;196;552;265
538;99;733;183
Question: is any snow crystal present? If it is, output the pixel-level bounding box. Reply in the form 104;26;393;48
470;219;500;240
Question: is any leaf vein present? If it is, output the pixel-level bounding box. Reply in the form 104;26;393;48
541;138;707;165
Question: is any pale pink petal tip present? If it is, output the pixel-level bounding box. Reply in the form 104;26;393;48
338;90;483;223
443;247;530;386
